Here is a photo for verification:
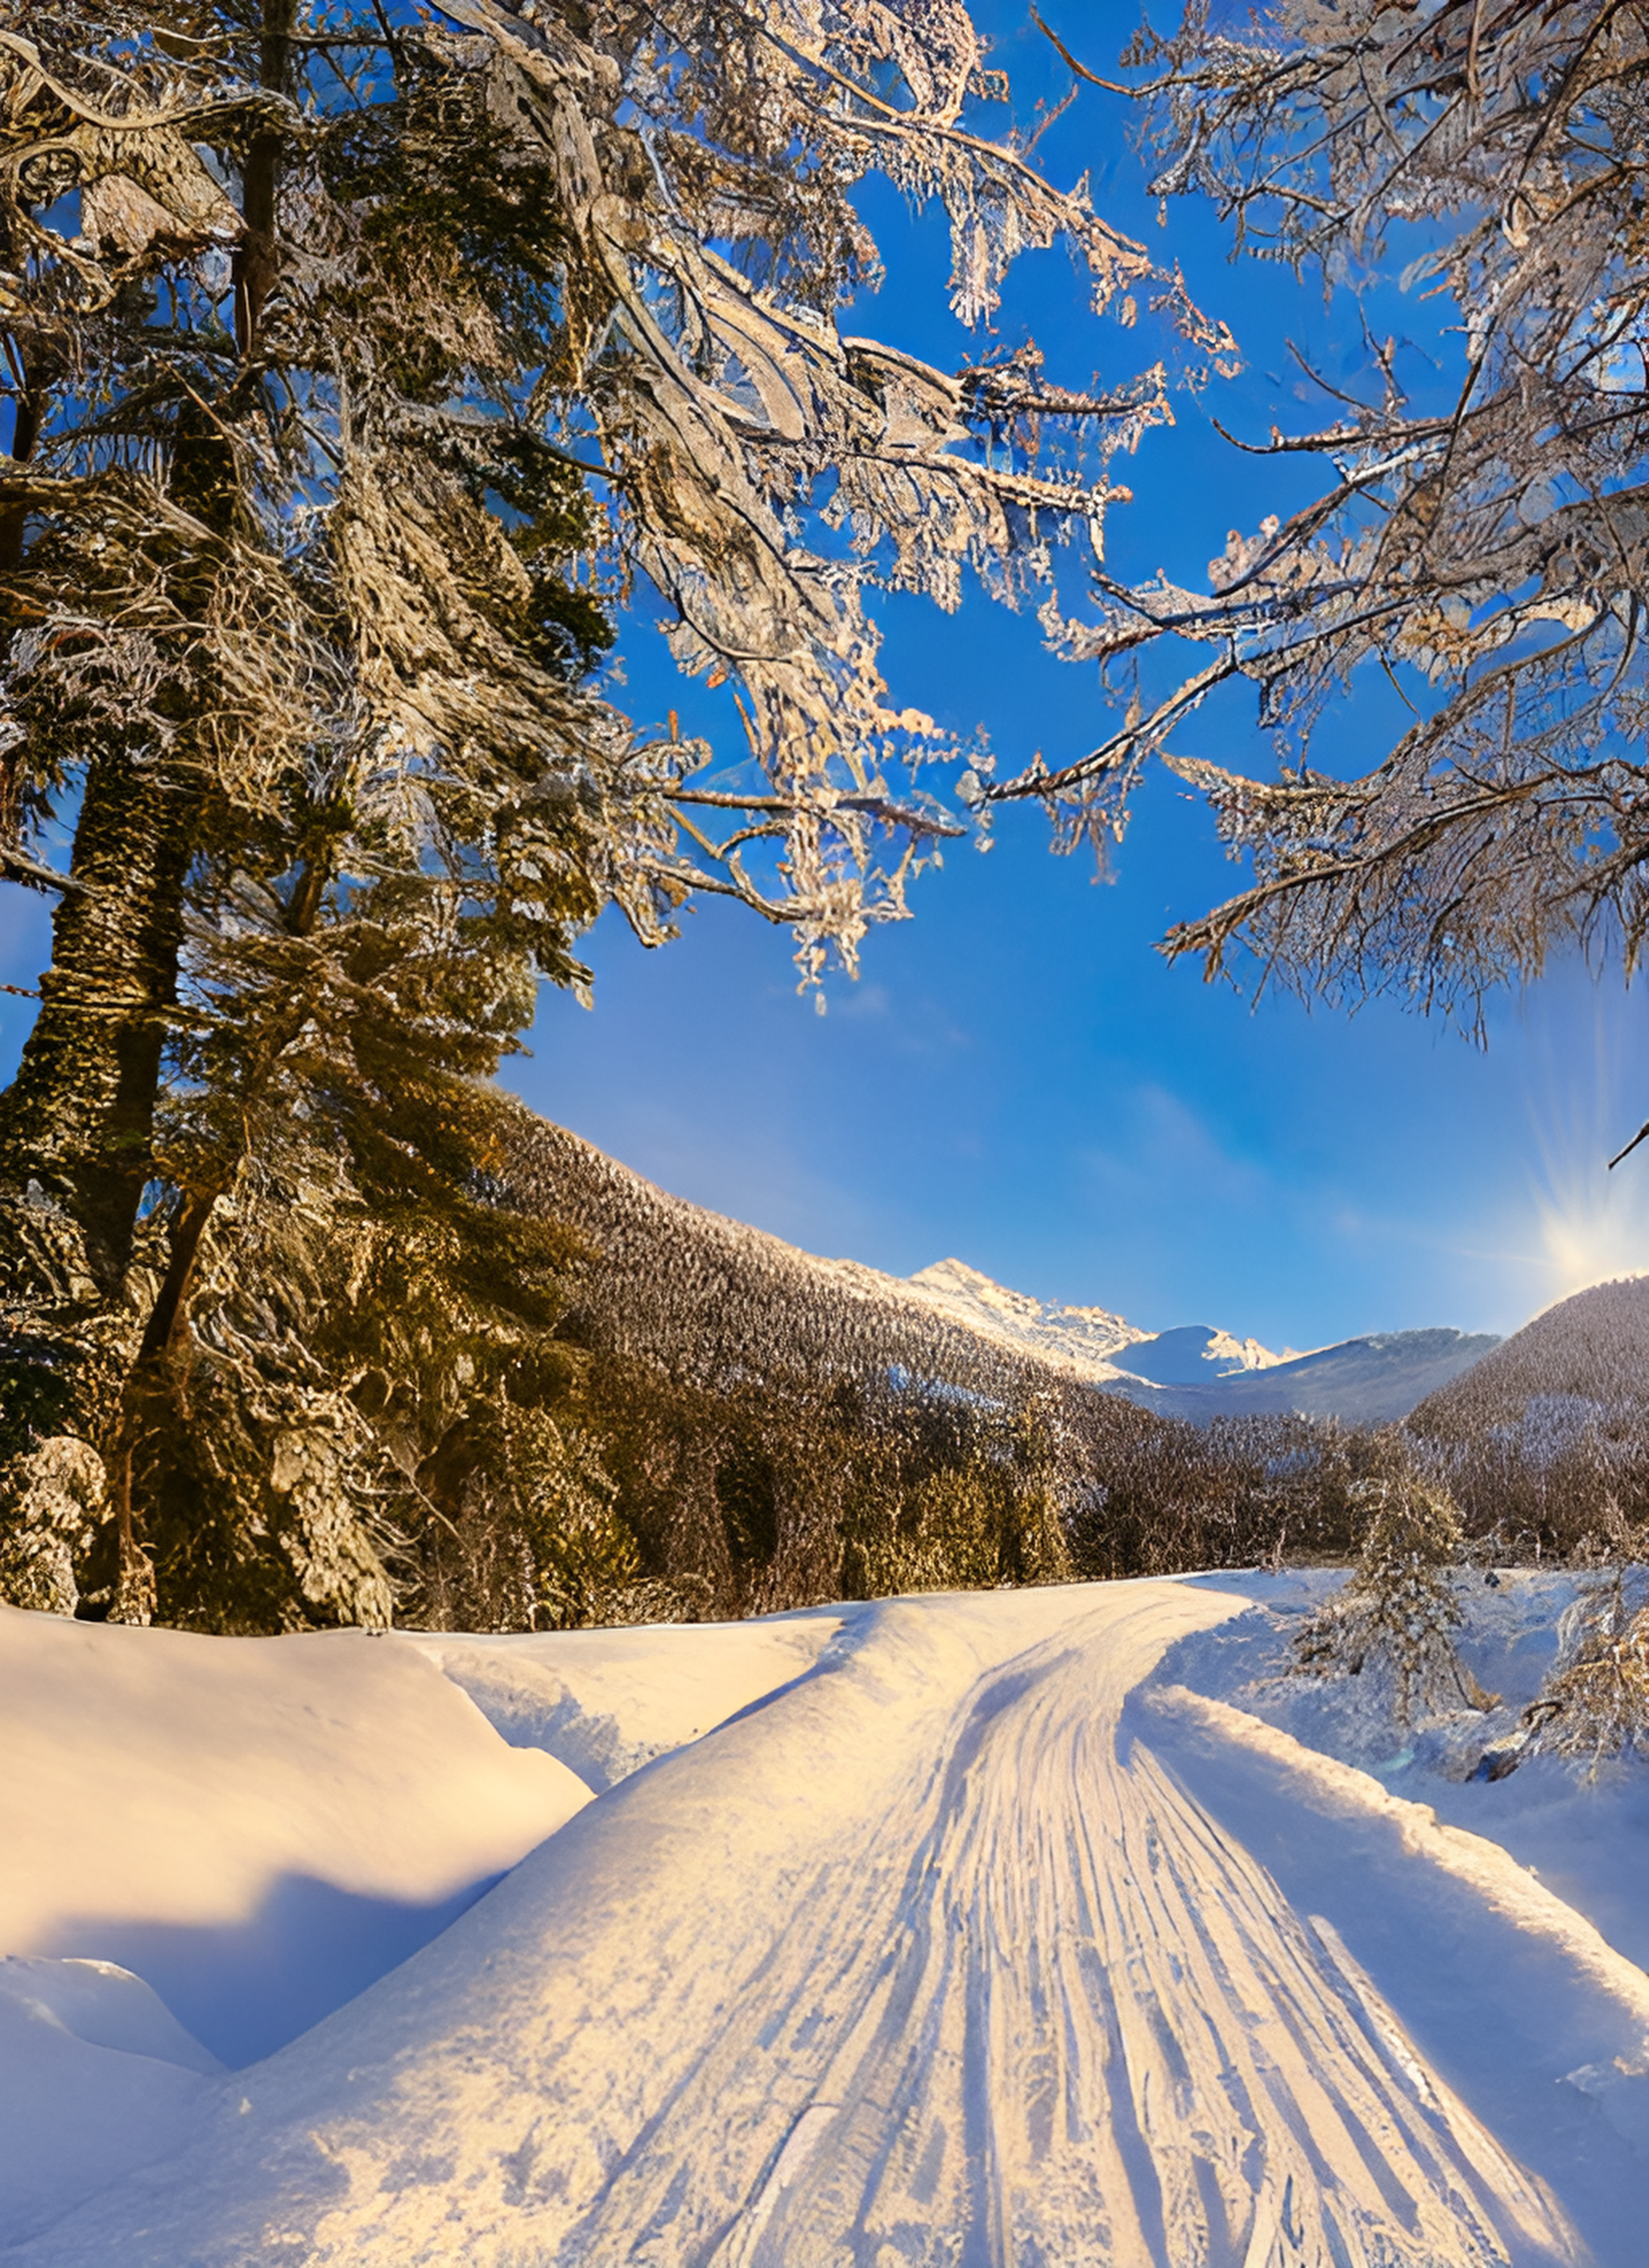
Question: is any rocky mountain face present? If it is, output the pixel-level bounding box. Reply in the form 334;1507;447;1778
1107;1325;1293;1384
900;1260;1153;1376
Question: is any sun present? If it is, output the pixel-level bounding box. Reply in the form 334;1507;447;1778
1534;1169;1649;1307
1510;963;1649;1311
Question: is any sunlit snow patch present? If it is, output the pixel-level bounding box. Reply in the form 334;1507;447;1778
3;1582;1606;2268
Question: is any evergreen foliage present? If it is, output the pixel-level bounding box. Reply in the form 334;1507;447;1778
1292;1463;1499;1726
0;0;1224;1624
3;0;1643;1635
1518;1572;1649;1774
1407;1277;1649;1564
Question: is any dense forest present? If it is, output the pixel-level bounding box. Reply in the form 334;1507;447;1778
6;1105;1644;1635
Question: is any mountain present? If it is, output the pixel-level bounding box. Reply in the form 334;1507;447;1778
895;1255;1496;1425
504;1115;1494;1430
904;1263;1289;1384
502;1117;1148;1414
899;1258;1151;1376
1108;1323;1294;1386
1407;1275;1649;1439
898;1260;1496;1422
1100;1328;1503;1426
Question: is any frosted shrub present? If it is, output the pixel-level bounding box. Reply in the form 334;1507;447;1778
1293;1474;1497;1727
1518;1575;1649;1778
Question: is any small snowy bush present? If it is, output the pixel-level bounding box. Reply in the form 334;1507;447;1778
1292;1473;1497;1726
1517;1574;1649;1776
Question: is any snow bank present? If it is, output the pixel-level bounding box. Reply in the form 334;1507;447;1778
1151;1568;1649;2260
0;1604;590;2065
0;1959;221;2246
1149;1680;1649;2044
1171;1567;1649;1972
396;1608;842;1787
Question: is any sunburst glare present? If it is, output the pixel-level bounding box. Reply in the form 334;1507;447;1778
1520;963;1649;1311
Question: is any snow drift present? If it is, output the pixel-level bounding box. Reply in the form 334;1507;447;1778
5;1575;1647;2264
0;1604;589;2067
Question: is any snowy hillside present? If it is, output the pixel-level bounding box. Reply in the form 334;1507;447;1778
1411;1275;1649;1437
502;1111;1152;1403
1106;1325;1506;1425
901;1255;1155;1372
506;1112;1495;1422
903;1260;1290;1382
3;1579;1645;2265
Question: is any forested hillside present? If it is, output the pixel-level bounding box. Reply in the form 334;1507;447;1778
1411;1277;1649;1435
1407;1278;1649;1562
403;1106;1375;1624
2;1097;1399;1629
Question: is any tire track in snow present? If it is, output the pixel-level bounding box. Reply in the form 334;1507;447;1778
17;1584;1582;2268
701;1606;1577;2268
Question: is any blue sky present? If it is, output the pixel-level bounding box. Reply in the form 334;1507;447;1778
502;6;1649;1352
2;3;1646;1350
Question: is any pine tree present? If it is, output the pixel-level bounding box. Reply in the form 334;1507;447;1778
1517;1574;1649;1777
1293;1467;1498;1728
0;0;1221;1625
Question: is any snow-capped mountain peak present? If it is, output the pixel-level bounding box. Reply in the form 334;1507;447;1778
903;1258;1152;1377
903;1260;1288;1386
1107;1322;1295;1386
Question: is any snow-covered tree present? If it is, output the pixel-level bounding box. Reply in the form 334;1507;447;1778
1518;1572;1649;1774
1293;1467;1498;1725
0;0;1226;1621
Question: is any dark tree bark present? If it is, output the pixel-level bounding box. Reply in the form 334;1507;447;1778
0;0;295;1297
0;747;196;1293
0;342;46;846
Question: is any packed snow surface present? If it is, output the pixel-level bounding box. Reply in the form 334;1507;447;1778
2;1577;1645;2265
0;1604;589;2065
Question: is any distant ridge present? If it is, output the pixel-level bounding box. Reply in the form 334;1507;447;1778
1101;1329;1502;1427
892;1256;1494;1426
502;1111;1498;1430
1408;1275;1649;1438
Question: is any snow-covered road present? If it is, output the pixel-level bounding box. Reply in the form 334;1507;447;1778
13;1579;1613;2267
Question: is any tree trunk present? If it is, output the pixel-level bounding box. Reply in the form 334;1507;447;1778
234;0;296;359
0;2;297;1617
0;746;197;1294
0;346;45;845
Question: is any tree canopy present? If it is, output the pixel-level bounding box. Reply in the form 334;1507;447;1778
0;0;1229;1621
4;0;1645;1631
983;0;1649;1166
